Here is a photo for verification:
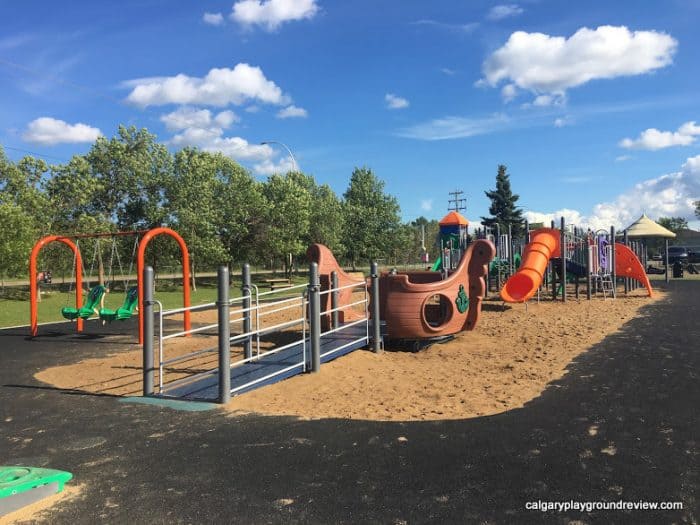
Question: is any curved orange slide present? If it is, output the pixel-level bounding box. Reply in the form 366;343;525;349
614;243;653;297
500;228;560;303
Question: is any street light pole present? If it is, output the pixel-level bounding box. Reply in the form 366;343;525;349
260;141;300;172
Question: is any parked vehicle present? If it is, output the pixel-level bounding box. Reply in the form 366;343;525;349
666;246;689;264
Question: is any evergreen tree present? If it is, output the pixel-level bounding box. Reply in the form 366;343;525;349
481;164;525;238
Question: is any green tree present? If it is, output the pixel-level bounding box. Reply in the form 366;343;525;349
657;216;689;234
481;164;525;238
342;167;402;268
694;201;700;220
0;202;37;283
86;126;172;231
262;172;313;276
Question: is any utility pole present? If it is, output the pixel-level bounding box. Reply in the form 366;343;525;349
447;190;467;213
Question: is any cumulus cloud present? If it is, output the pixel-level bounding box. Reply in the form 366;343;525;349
420;199;433;211
231;0;318;31
487;4;524;21
481;26;677;103
23;117;101;145
385;93;410;110
501;83;517;102
160;107;238;131
525;155;700;230
620;121;700;150
203;12;225;25
253;156;297;175
125;63;290;108
276;105;308;118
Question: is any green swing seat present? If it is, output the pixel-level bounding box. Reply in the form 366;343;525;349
61;285;106;321
99;286;138;322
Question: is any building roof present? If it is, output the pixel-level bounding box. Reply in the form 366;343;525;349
623;214;676;238
439;211;469;226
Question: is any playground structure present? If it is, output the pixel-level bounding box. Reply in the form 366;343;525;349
28;227;191;342
500;218;652;304
431;211;470;273
143;240;496;403
378;239;495;340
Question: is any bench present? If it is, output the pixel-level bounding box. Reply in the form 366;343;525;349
263;278;291;290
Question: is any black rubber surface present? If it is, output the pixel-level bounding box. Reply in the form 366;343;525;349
1;282;697;524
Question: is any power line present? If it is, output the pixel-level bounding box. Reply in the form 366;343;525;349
1;145;70;162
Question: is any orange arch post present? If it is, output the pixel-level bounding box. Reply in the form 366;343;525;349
29;236;83;336
137;227;191;344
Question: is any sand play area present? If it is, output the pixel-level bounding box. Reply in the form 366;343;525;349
35;287;661;422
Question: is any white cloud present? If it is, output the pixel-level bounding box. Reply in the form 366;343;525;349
23;117;101;145
203;12;225;26
398;113;510;140
525;155;700;230
125;63;290;108
440;68;456;76
385;93;410;110
252;156;297;175
615;155;632;162
420;199;433;211
411;20;479;34
501;83;517;102
554;116;573;127
276;105;308;118
481;26;677;101
231;0;318;31
170;127;272;162
160;107;238;131
620;121;700;150
487;4;524;21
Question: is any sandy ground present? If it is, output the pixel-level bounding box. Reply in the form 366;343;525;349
36;288;661;422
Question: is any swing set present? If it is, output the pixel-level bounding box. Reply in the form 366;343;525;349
29;227;191;343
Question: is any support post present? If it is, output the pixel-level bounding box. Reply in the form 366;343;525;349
610;226;617;297
623;231;630;294
308;262;321;373
330;271;339;329
560;217;567;303
143;266;154;396
217;266;231;403
495;223;502;291
665;238;669;283
586;241;592;300
242;263;252;360
370;262;382;353
508;224;513;276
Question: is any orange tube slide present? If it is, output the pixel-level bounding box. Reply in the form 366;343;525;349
500;228;560;303
614;243;653;297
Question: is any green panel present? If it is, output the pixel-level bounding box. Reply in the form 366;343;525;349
0;467;72;499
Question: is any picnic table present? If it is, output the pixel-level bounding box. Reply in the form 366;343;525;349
263;278;291;290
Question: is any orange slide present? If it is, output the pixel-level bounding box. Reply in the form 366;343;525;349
614;243;653;297
500;228;560;303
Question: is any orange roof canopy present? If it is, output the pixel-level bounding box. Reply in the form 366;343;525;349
439;211;469;226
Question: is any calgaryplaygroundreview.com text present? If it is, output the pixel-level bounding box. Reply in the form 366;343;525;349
525;500;684;513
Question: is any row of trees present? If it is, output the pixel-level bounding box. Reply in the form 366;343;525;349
0;126;440;282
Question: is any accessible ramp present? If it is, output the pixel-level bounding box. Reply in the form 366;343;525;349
614;242;653;297
500;228;560;303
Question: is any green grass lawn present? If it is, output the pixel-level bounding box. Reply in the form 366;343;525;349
0;275;308;328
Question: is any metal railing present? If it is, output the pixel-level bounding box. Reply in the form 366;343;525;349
142;261;381;403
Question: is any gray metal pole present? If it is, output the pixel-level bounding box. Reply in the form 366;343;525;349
508;223;513;276
560;217;567;303
665;238;669;283
143;265;154;396
610;226;617;297
308;262;321;373
586;238;592;300
496;223;502;291
217;266;231;404
370;262;382;353
242;263;252;360
623;231;630;294
330;271;339;330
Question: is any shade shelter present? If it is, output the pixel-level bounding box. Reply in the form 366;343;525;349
623;214;676;282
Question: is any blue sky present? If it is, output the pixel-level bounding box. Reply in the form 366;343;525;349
1;0;699;230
